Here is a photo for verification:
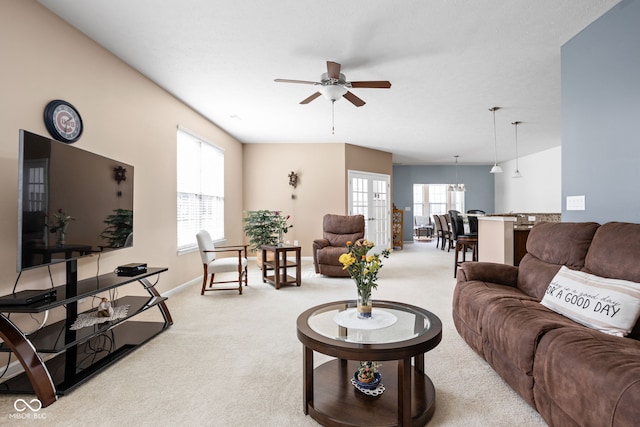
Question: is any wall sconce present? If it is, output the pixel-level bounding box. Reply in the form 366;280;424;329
114;166;127;184
288;171;298;189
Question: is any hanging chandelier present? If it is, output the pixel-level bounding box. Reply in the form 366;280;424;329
449;155;465;191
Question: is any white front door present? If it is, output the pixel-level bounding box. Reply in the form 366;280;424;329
348;170;391;250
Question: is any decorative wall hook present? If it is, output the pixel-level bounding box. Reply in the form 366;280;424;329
114;166;127;184
288;171;298;189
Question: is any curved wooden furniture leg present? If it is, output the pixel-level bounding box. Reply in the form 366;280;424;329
0;314;57;407
139;278;174;326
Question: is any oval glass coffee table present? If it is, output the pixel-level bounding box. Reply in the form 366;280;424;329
296;300;442;427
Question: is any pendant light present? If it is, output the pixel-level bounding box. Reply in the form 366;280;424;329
449;155;465;192
489;107;503;173
512;121;523;178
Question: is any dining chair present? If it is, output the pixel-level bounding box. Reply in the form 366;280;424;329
448;210;478;277
466;209;486;234
196;230;248;295
433;215;442;248
438;214;453;251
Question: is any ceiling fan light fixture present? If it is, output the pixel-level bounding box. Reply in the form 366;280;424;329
319;84;348;102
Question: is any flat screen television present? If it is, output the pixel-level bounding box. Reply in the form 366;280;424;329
18;130;134;271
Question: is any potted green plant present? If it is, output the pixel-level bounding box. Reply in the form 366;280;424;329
354;361;381;390
243;210;292;266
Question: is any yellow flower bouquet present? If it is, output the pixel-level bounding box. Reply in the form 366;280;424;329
339;240;390;318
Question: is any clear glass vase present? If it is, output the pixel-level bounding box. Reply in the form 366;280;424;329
357;293;372;319
56;229;66;246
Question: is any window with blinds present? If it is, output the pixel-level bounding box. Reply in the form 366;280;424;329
176;128;224;253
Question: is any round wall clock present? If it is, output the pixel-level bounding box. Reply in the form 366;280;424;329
43;99;83;143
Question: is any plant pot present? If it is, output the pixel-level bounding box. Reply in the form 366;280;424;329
256;249;276;268
353;371;381;390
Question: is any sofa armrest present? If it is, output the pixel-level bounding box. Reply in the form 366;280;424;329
457;262;518;287
313;239;330;250
312;239;330;274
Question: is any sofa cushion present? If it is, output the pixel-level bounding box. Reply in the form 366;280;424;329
481;298;579;406
541;266;640;337
585;222;640;283
322;214;365;247
452;280;534;355
518;222;600;299
453;281;535;339
533;327;640;427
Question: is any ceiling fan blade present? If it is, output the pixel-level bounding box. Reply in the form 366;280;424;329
343;91;366;107
326;61;341;79
300;92;322;104
274;79;319;85
350;80;392;89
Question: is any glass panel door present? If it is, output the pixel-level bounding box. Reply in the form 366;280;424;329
348;170;391;250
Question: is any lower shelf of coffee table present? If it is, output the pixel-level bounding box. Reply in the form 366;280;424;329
309;359;435;427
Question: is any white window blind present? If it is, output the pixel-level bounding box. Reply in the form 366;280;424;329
177;128;224;253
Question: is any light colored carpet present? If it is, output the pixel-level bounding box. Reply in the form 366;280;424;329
0;241;546;426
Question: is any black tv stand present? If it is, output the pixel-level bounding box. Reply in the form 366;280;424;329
0;260;172;407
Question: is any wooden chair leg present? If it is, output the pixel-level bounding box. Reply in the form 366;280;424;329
201;264;208;295
454;241;460;278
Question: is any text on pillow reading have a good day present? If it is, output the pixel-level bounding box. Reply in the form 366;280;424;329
544;281;621;317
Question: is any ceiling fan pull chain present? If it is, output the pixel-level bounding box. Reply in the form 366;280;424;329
332;100;336;134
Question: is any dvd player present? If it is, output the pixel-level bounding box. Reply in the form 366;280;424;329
116;263;147;276
0;289;57;306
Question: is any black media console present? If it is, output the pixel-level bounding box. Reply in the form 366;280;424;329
0;260;172;407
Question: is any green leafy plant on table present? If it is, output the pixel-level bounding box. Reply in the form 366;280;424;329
243;210;292;266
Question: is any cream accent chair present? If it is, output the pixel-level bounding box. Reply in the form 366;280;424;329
196;230;248;295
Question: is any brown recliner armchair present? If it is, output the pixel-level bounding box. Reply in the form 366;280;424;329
313;214;365;277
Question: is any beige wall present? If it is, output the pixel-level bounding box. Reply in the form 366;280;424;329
243;143;346;256
243;143;392;256
0;0;244;299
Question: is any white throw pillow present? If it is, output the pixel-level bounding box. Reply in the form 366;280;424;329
541;266;640;337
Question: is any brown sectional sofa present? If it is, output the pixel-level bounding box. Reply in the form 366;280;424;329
453;221;640;427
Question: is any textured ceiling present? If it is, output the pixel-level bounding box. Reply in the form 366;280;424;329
38;0;620;165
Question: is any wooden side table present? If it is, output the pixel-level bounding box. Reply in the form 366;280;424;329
261;244;301;289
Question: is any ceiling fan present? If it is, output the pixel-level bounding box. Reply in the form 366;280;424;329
274;61;391;107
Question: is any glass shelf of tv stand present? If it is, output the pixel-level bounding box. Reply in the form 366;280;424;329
0;295;167;353
0;267;168;314
0;320;168;396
